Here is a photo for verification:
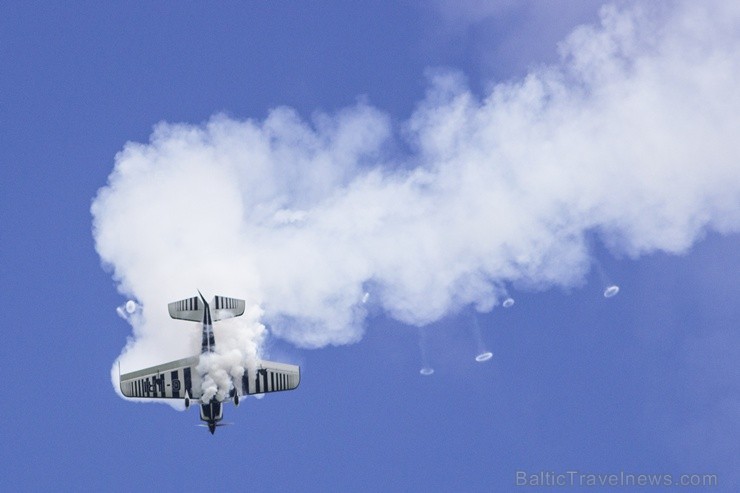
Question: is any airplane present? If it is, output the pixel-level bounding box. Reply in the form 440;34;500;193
119;292;300;434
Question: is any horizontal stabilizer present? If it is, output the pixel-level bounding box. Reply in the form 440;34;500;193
169;294;246;322
168;296;203;322
212;295;246;321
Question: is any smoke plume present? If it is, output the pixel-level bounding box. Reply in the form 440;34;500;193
93;2;740;397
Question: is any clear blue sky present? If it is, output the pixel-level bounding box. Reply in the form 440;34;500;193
1;2;738;491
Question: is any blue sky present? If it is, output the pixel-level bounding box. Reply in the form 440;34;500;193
1;2;738;491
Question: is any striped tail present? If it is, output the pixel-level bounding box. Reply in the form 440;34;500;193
168;294;245;322
211;295;246;321
168;296;203;322
199;292;215;353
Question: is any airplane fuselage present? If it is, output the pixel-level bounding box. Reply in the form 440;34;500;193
200;398;223;434
197;292;224;432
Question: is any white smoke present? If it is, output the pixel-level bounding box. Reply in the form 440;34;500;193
94;2;740;394
115;299;140;322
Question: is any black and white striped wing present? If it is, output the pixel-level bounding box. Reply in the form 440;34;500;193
120;356;201;399
238;360;300;396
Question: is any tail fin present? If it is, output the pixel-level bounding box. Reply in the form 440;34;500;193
212;296;246;321
168;294;245;322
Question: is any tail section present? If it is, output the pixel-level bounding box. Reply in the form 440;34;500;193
168;292;246;353
168;294;245;322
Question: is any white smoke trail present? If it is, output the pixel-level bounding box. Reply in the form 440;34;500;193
93;2;740;397
418;327;434;376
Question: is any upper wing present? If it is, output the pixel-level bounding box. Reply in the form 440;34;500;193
238;360;300;396
119;356;200;399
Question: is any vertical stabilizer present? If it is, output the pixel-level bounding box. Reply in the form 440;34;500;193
198;291;215;353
